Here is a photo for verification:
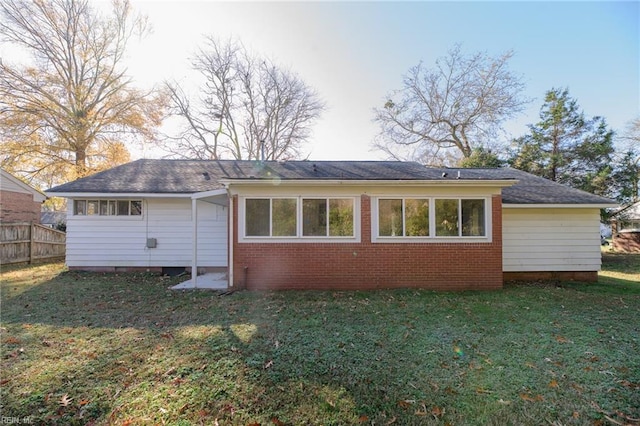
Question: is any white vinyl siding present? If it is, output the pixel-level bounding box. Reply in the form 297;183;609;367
502;208;602;272
66;198;227;268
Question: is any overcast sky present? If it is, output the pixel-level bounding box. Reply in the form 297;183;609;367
18;1;640;160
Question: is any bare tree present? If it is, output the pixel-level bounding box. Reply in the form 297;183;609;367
374;45;529;166
0;0;166;184
163;36;325;160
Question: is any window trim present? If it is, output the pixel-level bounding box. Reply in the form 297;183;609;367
240;196;360;243
72;199;144;218
372;196;491;243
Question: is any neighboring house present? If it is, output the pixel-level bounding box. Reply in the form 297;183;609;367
46;159;615;290
611;201;640;253
41;211;67;229
1;168;47;224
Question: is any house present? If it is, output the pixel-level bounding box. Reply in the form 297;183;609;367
611;201;640;253
1;168;47;224
46;159;615;290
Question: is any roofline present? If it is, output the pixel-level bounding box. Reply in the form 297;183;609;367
503;203;617;209
219;179;519;187
44;192;195;198
1;169;47;201
192;189;227;199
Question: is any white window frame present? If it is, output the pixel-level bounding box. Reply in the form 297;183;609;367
240;196;360;243
72;199;144;219
372;196;492;243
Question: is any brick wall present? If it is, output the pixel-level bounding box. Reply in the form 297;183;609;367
0;190;41;224
232;194;504;291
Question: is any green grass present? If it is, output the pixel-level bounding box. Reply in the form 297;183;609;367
1;258;639;425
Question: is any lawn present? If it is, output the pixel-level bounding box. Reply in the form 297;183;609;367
1;255;639;426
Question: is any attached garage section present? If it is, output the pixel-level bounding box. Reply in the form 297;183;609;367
502;207;602;281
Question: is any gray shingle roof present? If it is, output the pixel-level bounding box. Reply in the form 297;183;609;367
46;159;615;205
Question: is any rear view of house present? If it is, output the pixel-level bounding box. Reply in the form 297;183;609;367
47;159;615;290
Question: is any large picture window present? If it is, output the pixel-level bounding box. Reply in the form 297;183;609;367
74;200;142;216
244;197;354;238
377;197;487;239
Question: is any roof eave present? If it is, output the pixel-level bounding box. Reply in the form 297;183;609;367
44;192;195;198
503;203;618;209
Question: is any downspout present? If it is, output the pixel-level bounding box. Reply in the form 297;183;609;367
191;197;198;288
226;185;234;288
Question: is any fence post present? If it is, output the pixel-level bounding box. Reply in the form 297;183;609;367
30;223;35;264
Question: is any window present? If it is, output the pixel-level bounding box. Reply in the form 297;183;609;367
73;200;143;216
376;197;487;239
244;197;354;238
245;198;297;237
303;198;354;237
378;198;429;237
435;199;486;237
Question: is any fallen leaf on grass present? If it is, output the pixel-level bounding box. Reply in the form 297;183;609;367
4;337;21;344
572;411;579;419
271;417;285;425
476;387;492;394
519;393;544;402
357;415;369;423
554;335;569;343
497;399;511;405
59;394;72;407
548;379;559;388
431;406;444;417
264;360;273;369
397;400;413;409
79;399;90;406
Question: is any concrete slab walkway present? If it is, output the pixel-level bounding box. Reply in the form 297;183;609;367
170;272;228;290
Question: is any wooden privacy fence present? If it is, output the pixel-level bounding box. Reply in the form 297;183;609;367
1;222;66;265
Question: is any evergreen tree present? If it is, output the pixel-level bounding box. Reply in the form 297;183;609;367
509;88;614;196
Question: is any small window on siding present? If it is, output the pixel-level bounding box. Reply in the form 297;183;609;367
130;201;142;216
74;200;86;215
74;200;142;216
87;200;99;215
117;200;130;216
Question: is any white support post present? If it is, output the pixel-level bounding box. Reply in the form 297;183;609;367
191;198;198;288
228;195;234;288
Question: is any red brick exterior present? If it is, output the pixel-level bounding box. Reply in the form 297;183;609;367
0;190;42;224
232;194;504;291
613;231;640;253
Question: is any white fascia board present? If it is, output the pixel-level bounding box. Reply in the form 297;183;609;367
191;189;227;199
44;192;193;199
219;179;518;188
503;203;618;209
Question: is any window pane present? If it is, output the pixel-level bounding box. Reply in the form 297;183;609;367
74;200;86;215
272;199;297;236
379;199;402;236
99;200;109;215
117;200;130;216
303;199;327;236
130;200;142;216
108;201;117;216
246;199;270;236
435;199;459;236
405;199;429;236
462;199;485;236
87;200;99;215
329;199;354;236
